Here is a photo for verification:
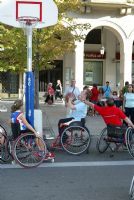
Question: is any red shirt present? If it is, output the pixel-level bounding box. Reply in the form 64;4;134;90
90;87;99;101
47;86;54;96
94;105;126;126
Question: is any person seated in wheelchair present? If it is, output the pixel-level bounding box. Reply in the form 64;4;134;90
10;99;39;139
80;97;134;138
58;90;88;138
9;99;55;159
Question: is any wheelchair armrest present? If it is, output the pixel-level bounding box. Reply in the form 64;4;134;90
69;121;83;127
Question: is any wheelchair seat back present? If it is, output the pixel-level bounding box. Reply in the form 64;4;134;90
69;118;86;127
11;123;21;140
107;124;127;139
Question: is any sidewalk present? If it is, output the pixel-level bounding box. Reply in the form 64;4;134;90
0;100;106;137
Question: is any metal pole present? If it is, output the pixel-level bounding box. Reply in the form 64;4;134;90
25;25;34;126
27;26;32;71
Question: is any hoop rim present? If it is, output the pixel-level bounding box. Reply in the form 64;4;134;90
17;16;40;25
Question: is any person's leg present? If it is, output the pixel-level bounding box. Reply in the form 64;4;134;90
125;107;130;118
58;118;73;136
55;92;57;100
130;108;134;124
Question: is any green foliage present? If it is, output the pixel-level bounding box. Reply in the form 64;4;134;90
0;0;91;72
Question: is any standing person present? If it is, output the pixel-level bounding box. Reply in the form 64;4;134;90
122;81;129;95
124;84;134;124
98;87;105;101
102;81;112;98
45;83;55;104
64;79;80;101
55;80;63;100
64;79;80;116
90;83;99;116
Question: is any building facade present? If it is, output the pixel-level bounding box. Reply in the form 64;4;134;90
63;0;134;92
0;0;134;98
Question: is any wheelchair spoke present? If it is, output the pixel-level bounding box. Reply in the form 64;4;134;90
13;133;47;168
126;127;134;158
61;126;91;155
96;127;109;153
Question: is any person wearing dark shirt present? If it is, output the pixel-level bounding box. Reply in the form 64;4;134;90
55;80;63;100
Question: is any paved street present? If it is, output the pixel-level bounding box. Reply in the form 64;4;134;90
0;100;134;200
0;162;133;200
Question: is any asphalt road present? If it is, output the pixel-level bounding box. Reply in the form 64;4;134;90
0;100;134;200
0;149;134;200
0;161;133;200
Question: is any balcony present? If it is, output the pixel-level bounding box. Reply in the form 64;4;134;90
81;0;134;7
80;0;134;14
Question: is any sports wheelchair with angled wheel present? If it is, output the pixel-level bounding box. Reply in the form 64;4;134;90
0;123;47;168
51;120;91;155
96;124;134;158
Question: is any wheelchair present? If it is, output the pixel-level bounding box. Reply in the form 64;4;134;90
0;123;47;168
60;120;91;155
96;124;134;158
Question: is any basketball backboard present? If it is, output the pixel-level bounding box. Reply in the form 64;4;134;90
0;0;58;28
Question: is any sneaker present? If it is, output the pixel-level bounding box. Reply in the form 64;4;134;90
44;152;55;160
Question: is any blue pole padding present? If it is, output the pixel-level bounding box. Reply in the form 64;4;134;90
25;71;34;127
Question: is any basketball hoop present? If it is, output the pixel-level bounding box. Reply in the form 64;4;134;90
17;16;39;34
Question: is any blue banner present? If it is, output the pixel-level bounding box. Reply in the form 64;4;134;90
25;71;34;127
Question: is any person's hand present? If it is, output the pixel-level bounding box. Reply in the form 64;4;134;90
35;131;41;137
68;96;74;102
78;95;86;102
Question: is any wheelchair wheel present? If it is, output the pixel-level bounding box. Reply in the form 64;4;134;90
13;133;47;168
61;125;91;155
129;176;134;199
126;127;134;158
96;127;110;153
0;125;11;162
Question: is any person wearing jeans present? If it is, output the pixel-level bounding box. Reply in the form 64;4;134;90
124;84;134;124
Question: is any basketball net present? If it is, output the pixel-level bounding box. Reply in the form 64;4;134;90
17;16;39;35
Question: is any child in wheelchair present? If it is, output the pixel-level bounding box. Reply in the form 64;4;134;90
10;99;55;160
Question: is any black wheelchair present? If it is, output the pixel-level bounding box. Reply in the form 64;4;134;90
60;120;91;155
96;124;134;158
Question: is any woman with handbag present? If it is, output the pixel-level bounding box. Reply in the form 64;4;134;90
55;80;63;100
45;83;55;105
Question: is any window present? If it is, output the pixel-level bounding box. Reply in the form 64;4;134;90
84;29;101;44
83;61;103;86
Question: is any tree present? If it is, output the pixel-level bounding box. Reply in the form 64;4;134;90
0;0;91;108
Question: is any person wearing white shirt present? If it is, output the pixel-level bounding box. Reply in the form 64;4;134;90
64;79;80;100
124;84;134;123
64;79;80;117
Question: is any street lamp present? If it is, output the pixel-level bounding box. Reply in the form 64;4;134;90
100;46;105;55
100;27;105;55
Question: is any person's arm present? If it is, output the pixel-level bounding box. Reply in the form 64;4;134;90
18;114;37;135
124;117;134;129
66;98;76;110
60;84;62;93
82;99;95;109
